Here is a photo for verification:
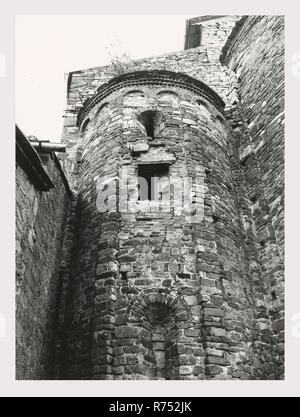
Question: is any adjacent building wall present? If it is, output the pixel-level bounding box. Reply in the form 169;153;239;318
16;138;71;379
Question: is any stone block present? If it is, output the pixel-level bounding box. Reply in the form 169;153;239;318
115;326;139;339
206;348;224;357
184;328;200;338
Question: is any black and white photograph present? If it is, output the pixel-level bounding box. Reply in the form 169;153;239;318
15;14;285;382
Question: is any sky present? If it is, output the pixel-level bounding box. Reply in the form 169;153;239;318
16;15;192;142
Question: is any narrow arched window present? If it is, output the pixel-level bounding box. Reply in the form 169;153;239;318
80;118;90;136
138;111;158;140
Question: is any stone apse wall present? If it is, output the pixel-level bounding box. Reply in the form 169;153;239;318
51;16;284;380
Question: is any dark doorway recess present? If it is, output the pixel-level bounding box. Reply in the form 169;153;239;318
138;164;169;201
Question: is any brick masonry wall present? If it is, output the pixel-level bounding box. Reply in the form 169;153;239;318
16;155;71;379
222;15;285;379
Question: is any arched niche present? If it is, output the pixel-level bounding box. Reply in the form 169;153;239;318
157;91;180;107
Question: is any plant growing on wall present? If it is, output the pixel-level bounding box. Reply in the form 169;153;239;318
106;40;135;76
